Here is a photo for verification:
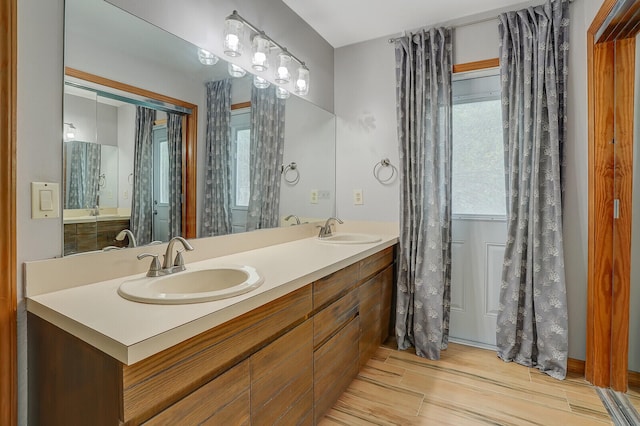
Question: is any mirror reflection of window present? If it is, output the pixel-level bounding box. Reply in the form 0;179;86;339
230;109;251;233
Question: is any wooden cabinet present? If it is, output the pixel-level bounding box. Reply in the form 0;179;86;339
63;218;130;255
28;245;396;425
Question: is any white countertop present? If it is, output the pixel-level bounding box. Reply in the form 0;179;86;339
27;234;397;366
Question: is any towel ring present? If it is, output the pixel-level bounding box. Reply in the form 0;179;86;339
281;162;300;185
99;174;106;188
373;158;397;184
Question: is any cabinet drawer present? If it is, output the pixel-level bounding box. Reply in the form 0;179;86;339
359;246;394;282
313;263;358;311
143;360;250;425
313;290;358;349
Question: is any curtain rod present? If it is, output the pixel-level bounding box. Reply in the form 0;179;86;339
388;0;573;43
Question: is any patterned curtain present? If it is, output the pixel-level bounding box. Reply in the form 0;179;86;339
131;106;156;246
65;141;101;209
497;0;570;379
246;85;286;231
167;113;183;238
394;28;453;360
201;79;232;237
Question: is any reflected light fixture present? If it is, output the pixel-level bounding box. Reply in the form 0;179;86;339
64;122;76;140
228;63;247;78
295;65;310;96
276;86;290;100
223;13;244;57
253;75;270;89
252;34;270;71
197;48;219;66
223;10;310;96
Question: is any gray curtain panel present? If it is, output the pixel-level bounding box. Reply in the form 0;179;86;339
65;141;101;209
497;0;570;379
394;28;453;360
131;106;156;246
246;85;286;232
201;79;233;237
167;113;183;239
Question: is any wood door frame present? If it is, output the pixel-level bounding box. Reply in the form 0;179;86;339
64;67;198;239
0;0;17;423
587;0;639;391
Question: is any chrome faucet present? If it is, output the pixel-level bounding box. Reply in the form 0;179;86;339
115;229;137;248
318;217;343;238
162;236;194;273
137;236;195;277
285;214;301;225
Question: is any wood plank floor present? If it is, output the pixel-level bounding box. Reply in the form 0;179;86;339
320;343;612;425
628;384;640;414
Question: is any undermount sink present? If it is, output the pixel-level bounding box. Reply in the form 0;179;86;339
117;265;264;304
317;233;382;244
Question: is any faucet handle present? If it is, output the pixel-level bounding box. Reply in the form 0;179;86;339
137;253;162;277
173;250;186;268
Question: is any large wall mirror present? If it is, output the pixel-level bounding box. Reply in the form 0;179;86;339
63;0;336;255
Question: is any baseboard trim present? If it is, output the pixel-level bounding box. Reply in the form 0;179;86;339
568;357;586;375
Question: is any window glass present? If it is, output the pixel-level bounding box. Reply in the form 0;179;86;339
452;72;506;217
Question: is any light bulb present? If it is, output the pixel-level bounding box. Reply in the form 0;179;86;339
197;48;219;66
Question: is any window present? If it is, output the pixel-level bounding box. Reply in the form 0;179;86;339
231;109;251;208
452;71;505;217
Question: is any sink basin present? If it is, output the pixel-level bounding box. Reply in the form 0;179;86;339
317;233;382;244
117;265;264;304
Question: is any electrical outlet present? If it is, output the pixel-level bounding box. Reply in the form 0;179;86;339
310;189;318;204
353;189;364;205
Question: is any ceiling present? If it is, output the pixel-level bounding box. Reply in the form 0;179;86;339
282;0;535;48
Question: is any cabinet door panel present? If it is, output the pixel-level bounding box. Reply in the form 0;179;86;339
380;265;394;342
359;274;382;368
251;319;313;425
314;317;360;423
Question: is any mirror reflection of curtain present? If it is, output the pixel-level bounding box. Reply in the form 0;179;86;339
167;113;182;238
131;106;156;245
201;79;232;237
246;85;286;231
65;141;102;209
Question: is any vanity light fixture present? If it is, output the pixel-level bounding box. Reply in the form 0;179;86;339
253;75;270;89
275;52;292;84
228;63;247;78
276;86;290;99
64;122;76;140
223;13;244;57
251;33;270;71
295;65;310;96
223;10;310;95
197;48;219;66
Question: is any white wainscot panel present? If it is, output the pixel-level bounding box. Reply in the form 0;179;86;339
451;240;465;311
485;243;505;317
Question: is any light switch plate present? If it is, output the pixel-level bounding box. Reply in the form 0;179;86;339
353;189;364;205
31;182;60;219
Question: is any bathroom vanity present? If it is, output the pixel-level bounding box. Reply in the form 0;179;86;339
26;225;397;425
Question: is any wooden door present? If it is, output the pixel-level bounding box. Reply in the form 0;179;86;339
0;0;17;423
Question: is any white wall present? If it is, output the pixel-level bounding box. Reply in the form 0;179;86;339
334;0;599;361
16;0;333;423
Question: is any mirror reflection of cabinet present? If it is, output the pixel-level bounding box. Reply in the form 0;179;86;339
587;0;640;394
